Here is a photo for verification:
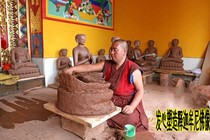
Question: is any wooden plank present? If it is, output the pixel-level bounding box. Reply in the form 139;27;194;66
155;69;195;76
142;72;155;85
199;41;210;85
44;102;121;128
17;75;45;82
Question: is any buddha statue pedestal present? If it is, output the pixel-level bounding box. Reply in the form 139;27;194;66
159;60;184;71
8;66;40;79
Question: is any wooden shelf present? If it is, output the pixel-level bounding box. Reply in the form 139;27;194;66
17;75;45;82
0;75;45;96
155;69;196;76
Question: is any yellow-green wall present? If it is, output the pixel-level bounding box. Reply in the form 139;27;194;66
43;0;210;58
115;0;210;58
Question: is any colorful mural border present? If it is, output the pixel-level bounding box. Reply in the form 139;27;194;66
43;0;114;30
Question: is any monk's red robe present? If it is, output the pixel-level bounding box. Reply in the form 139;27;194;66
103;59;149;131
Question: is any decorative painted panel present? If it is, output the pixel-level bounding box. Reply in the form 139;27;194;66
43;0;114;30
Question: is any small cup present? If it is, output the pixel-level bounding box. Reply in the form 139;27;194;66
124;124;136;138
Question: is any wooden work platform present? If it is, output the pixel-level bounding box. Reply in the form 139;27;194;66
0;75;45;96
44;102;121;128
44;102;121;139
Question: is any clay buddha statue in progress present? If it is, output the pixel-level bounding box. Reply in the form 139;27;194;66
73;34;93;66
8;38;40;78
111;36;120;43
96;49;106;63
126;40;134;61
55;49;72;87
133;40;153;73
159;39;184;71
144;40;158;69
57;49;72;72
57;72;115;116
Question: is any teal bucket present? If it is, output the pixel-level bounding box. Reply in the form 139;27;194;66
124;124;136;139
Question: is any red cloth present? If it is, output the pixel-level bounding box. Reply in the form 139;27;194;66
3;63;11;71
1;37;7;50
103;59;141;95
103;59;148;131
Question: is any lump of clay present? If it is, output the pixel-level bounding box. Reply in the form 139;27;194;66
57;72;116;116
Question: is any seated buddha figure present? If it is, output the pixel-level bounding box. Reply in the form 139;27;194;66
8;38;40;79
126;40;134;61
144;40;158;69
159;39;184;71
57;49;72;73
133;40;153;73
96;49;106;63
54;48;72;87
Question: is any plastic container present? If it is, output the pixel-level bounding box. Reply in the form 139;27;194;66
124;124;136;140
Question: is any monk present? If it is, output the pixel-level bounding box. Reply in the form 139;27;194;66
109;36;120;60
73;34;93;66
64;39;148;132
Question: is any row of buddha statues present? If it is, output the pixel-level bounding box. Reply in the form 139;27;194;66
126;38;184;73
56;35;184;75
5;35;184;80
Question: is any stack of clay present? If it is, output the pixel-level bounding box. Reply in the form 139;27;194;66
57;72;116;116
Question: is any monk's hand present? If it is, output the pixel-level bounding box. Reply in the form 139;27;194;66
122;105;135;115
